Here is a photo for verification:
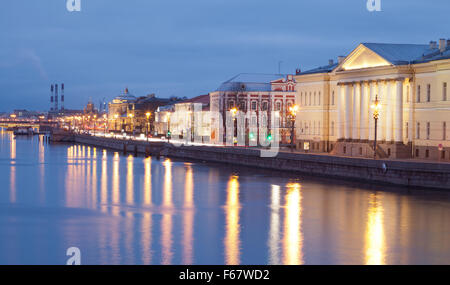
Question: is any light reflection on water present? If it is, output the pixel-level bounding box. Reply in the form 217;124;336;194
0;132;450;265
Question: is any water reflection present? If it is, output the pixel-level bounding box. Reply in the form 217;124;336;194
141;157;153;264
268;185;281;264
39;136;45;203
365;193;386;265
161;158;173;264
283;183;303;265
9;135;16;203
183;164;194;264
143;158;152;206
112;152;120;206
126;155;134;205
1;133;450;265
224;175;241;265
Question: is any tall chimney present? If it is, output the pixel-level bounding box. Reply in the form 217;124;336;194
439;39;447;52
61;83;65;110
430;41;437;50
338;56;346;64
55;84;59;111
50;84;54;111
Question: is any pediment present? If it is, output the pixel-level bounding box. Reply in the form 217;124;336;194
337;44;392;71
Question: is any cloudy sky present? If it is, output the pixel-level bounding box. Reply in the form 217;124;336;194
1;0;449;111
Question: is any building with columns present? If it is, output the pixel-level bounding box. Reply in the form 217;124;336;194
295;40;450;160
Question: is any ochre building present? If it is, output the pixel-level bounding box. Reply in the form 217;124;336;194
294;40;450;161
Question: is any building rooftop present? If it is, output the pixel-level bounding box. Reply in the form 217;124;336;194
216;73;286;92
299;41;450;75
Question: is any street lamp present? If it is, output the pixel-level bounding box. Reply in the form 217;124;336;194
371;94;381;159
114;114;119;132
146;112;151;142
230;107;238;145
93;115;97;136
166;112;171;143
128;113;134;138
288;104;299;152
103;114;107;137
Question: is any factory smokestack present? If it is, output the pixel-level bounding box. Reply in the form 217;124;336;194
55;84;59;111
50;84;54;111
61;83;65;110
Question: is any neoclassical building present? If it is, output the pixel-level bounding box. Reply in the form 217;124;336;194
295;40;450;160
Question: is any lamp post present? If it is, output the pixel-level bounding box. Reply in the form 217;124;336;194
114;114;119;132
371;94;381;159
103;114;107;137
230;107;237;145
166;113;171;143
288;104;299;152
128;113;134;139
93;114;97;136
145;112;151;142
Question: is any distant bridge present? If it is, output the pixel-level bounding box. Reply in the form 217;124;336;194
0;120;58;132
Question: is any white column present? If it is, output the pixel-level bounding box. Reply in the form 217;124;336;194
337;84;344;139
408;82;413;142
344;84;352;139
386;81;393;142
368;81;375;141
360;82;369;140
394;79;404;142
352;83;360;140
378;81;386;141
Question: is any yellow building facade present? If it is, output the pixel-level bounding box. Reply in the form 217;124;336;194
295;40;450;161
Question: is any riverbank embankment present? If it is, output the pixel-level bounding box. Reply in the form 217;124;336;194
69;134;450;190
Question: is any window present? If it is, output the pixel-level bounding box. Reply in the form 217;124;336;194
239;101;246;110
444;82;447;101
406;122;409;139
417;122;420;139
444;122;447;140
426;149;430;158
318;92;321;105
417;85;421;102
427;122;430;140
415;149;419;157
442;151;446;159
314;92;316;106
332;91;335;105
275;102;281;111
318;121;321;135
309;92;311;106
300;93;303;106
427;84;431;102
331;121;335;136
262;101;268;111
228;101;235;109
251;101;257;110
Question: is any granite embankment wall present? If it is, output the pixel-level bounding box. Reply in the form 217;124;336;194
73;134;450;190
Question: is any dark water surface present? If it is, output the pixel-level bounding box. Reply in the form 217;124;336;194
0;130;449;265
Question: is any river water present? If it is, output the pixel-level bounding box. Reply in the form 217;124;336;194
0;130;449;265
